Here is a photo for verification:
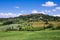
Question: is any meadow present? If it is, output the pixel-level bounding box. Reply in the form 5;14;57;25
0;30;60;40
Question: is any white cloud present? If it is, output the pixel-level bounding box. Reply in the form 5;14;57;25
20;10;24;12
15;6;20;8
42;1;57;7
52;9;56;11
53;15;60;17
0;13;22;18
47;11;51;12
31;10;38;13
39;11;45;14
45;10;51;12
56;7;60;10
31;10;45;14
20;10;26;13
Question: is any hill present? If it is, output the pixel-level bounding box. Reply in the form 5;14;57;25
16;13;60;22
0;13;60;31
0;13;60;25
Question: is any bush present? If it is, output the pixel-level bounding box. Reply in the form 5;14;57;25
5;26;18;32
5;27;11;32
32;27;44;31
46;24;53;28
17;25;22;31
56;26;60;30
3;21;13;25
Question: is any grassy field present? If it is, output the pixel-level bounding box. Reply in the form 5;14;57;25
0;30;60;40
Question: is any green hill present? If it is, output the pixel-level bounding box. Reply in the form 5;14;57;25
0;13;60;22
0;13;60;26
0;13;60;31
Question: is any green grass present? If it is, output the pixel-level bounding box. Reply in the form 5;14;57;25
0;30;60;40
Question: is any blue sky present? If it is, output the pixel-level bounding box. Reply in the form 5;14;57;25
0;0;60;18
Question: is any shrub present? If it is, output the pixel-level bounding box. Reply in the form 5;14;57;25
17;25;22;31
5;26;18;32
23;26;33;31
32;27;44;31
3;21;13;25
51;27;56;30
46;24;53;28
5;27;11;32
56;26;60;30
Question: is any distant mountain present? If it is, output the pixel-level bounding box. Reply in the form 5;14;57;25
0;13;60;22
16;13;60;22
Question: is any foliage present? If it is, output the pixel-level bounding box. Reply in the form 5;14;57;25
46;24;53;28
0;14;60;31
17;25;22;31
3;21;13;25
1;14;60;23
56;26;60;30
5;26;18;31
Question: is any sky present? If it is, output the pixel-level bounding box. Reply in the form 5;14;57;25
0;0;60;18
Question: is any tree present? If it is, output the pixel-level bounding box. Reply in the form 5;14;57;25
45;19;49;24
56;26;60;30
3;21;13;25
47;24;53;28
17;25;22;31
43;19;49;30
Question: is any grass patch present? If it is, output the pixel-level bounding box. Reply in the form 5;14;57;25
0;30;60;40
